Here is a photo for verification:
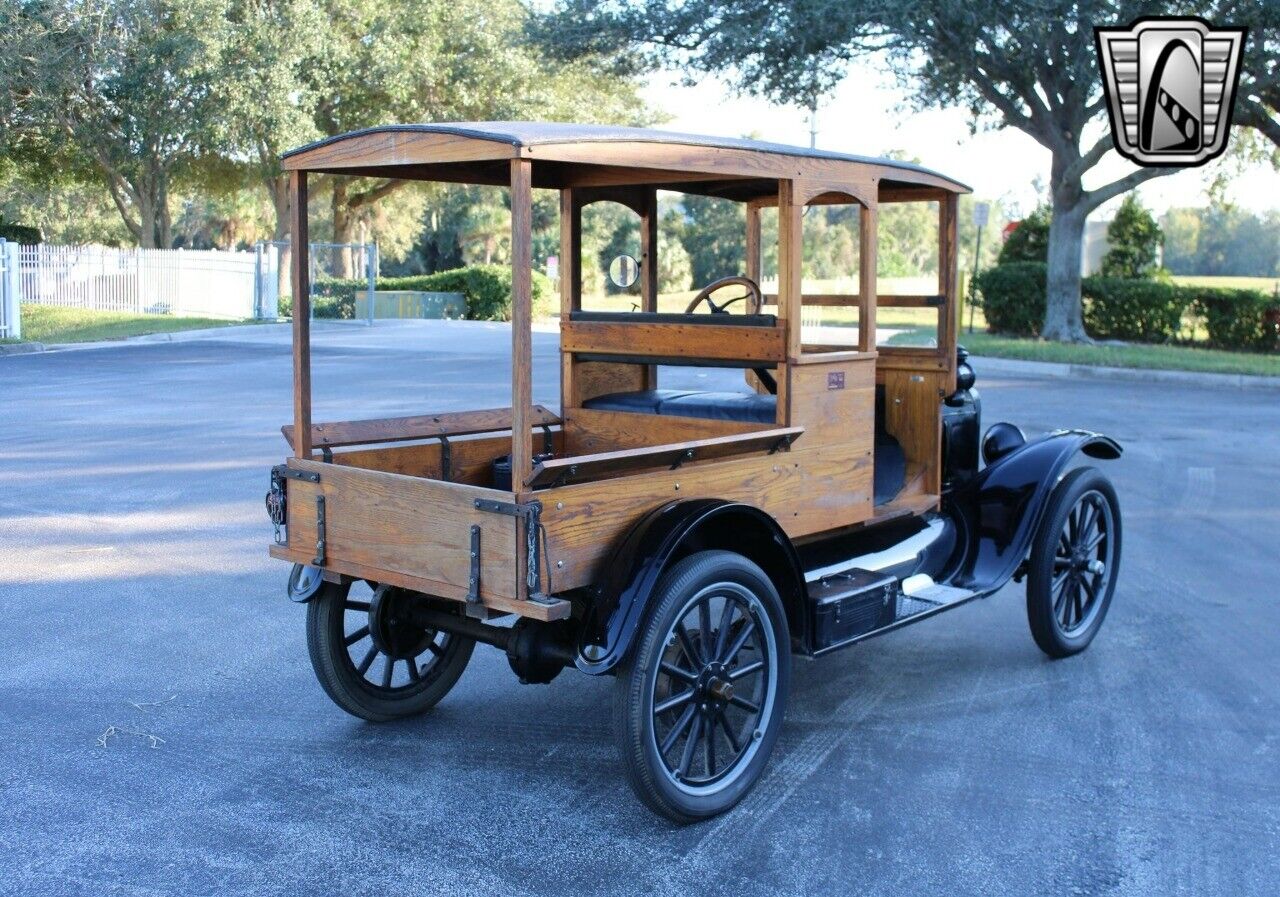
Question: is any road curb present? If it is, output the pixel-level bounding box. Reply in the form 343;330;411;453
0;342;46;356
972;354;1280;391
30;320;364;353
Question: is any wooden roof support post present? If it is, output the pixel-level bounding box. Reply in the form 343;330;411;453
745;201;762;284
778;181;803;358
939;193;958;376
290;170;312;459
510;158;534;495
639;187;659;312
777;180;803;424
559;187;582;413
858;203;878;354
639;186;659;389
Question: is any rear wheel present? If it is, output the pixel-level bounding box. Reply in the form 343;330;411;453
1026;467;1121;658
614;550;790;822
306;580;474;721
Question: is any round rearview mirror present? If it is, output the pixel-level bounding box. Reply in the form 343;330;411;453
609;254;640;289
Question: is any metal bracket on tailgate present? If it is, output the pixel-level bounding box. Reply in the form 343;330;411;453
474;497;555;606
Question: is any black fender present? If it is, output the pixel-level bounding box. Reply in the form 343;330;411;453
946;428;1122;594
575;499;805;675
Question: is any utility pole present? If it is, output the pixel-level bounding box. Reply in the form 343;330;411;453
969;202;989;334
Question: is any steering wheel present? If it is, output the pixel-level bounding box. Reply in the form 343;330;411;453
684;276;763;315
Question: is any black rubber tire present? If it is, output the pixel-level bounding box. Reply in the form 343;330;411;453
306;581;475;722
1026;466;1122;658
614;550;791;823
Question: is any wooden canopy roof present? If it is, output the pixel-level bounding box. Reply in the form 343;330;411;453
282;122;971;203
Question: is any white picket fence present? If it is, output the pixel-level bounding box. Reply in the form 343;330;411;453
18;244;277;320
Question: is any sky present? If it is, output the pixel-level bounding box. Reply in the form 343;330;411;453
641;59;1280;220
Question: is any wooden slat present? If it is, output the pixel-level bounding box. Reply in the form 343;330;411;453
564;407;764;455
329;430;563;485
525;427;804;488
290;171;311;459
745;203;761;283
859;203;877;354
560;320;786;363
282;406;559;450
268;546;570;621
761;292;940;308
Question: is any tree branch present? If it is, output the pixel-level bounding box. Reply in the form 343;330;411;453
1237;97;1280;147
1083;166;1179;214
348;178;406;210
1063;135;1113;184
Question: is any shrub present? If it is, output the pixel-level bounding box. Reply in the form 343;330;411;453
1192;287;1280;352
280;265;553;321
1082;277;1189;342
975;262;1046;336
997;205;1051;264
0;217;42;244
1100;194;1163;279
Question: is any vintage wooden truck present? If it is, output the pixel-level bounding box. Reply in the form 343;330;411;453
266;123;1122;821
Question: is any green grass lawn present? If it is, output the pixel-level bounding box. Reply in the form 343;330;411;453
901;328;1280;377
1170;274;1280;293
13;304;251;344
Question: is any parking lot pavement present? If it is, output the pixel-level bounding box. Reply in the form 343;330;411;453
1;320;1277;897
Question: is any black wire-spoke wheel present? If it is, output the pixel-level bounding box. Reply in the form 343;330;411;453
1026;466;1122;658
306;580;474;722
615;550;789;822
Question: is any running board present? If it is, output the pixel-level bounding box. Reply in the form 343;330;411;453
807;572;980;656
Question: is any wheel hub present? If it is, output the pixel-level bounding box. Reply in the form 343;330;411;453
696;661;733;712
368;586;435;659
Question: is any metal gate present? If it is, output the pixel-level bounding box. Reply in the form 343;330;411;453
0;239;21;340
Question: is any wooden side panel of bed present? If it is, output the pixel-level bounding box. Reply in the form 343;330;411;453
536;355;876;592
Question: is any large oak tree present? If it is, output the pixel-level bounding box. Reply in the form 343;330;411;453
537;0;1277;341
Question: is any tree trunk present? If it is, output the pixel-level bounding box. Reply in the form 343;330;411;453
1042;199;1089;342
332;181;355;279
268;174;291;301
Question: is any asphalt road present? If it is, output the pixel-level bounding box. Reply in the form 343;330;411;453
1;321;1277;896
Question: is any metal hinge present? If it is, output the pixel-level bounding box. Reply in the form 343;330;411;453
313;496;326;566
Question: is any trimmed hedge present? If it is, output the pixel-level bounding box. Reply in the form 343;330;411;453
1194;287;1280;352
0;221;41;244
974;262;1046;337
279;265;553;321
976;262;1279;351
1082;277;1189;342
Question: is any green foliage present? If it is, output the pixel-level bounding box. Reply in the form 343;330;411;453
1101;195;1163;279
974;262;1046;337
998;206;1051;265
979;261;1279;351
678;196;746;286
5;0;234;247
1191;287;1280;352
1161;203;1280;278
1082;278;1188;342
282;266;554;321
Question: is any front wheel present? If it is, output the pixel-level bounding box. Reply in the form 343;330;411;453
1026;466;1122;658
614;550;791;822
306;580;474;722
